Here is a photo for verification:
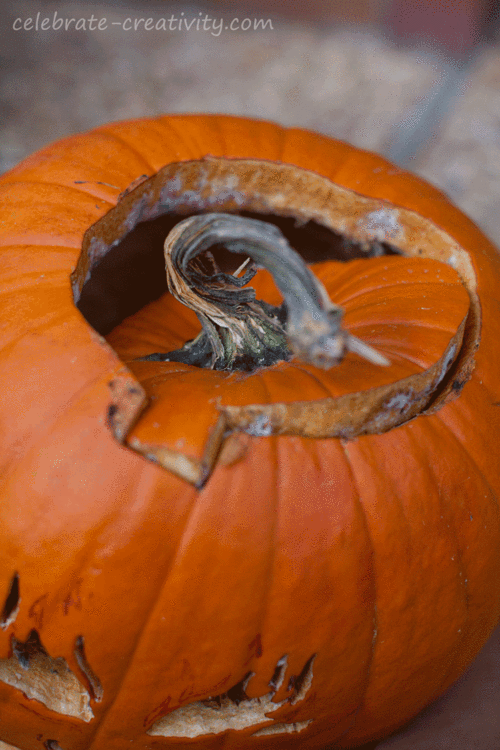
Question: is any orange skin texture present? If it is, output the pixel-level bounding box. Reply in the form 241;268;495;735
0;114;499;750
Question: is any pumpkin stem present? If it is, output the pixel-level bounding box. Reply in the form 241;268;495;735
138;213;389;371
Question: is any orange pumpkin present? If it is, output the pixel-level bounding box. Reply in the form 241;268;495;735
0;114;499;750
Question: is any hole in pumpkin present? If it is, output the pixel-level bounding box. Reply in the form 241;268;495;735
76;211;399;337
72;158;479;485
0;629;94;722
147;653;315;739
44;742;64;750
223;669;253;705
288;653;316;705
1;573;20;630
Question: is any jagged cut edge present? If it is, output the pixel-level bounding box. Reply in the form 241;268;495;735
0;631;93;722
222;318;467;439
0;573;20;631
127;414;226;487
147;654;315;739
78;158;479;485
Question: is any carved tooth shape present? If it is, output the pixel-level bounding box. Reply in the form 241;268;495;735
74;635;103;703
147;654;315;739
0;630;93;722
1;573;20;630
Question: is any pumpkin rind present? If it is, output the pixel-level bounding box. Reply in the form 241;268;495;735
0;114;499;750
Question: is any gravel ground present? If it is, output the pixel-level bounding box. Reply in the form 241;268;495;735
3;0;500;242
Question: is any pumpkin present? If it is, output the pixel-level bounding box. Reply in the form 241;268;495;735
0;113;499;750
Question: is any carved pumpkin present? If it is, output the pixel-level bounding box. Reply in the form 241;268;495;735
0;114;499;750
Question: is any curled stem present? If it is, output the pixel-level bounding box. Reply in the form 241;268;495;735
139;213;389;371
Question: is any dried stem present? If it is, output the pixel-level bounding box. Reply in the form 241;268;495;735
139;213;389;371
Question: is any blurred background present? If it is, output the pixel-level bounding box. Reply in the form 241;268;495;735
2;0;500;243
2;3;500;747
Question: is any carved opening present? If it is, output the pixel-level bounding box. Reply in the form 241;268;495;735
0;630;94;722
71;158;480;486
288;653;316;705
147;653;315;739
76;210;399;338
1;573;20;630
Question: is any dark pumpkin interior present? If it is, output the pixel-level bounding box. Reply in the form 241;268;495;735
76;210;399;337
